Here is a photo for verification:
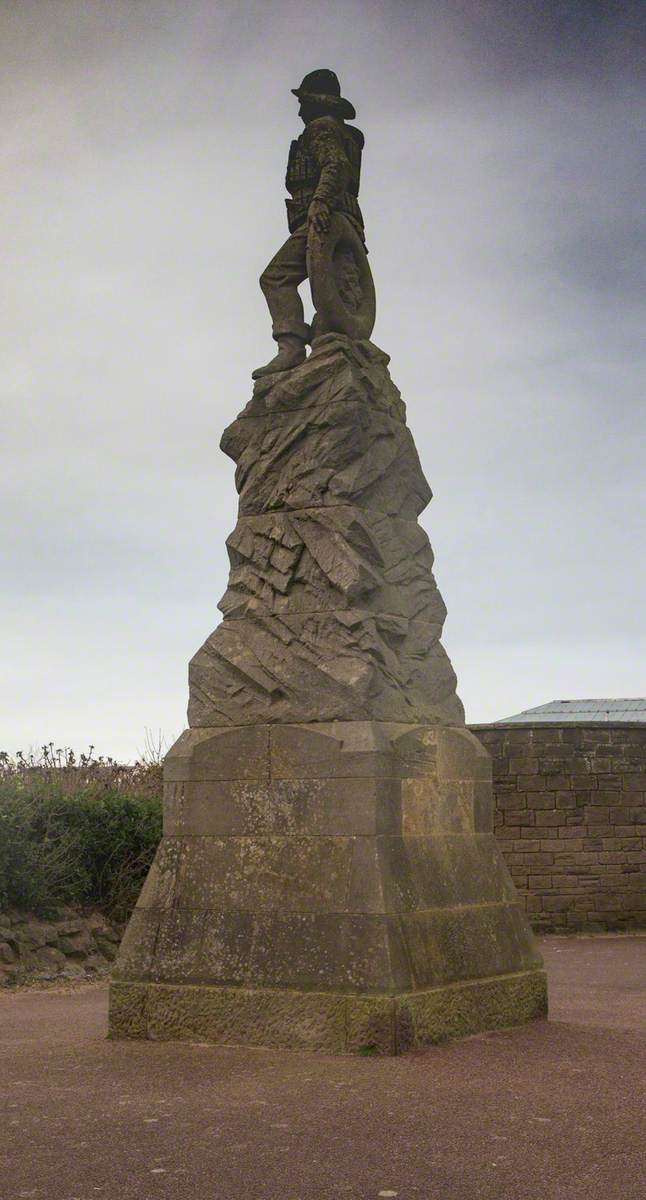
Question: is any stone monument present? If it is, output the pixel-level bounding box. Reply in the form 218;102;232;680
109;70;547;1053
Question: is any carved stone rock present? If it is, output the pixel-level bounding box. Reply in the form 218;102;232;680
189;335;464;728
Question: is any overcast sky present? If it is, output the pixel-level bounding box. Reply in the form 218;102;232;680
2;0;644;760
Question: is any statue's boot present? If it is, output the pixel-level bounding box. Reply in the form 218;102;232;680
252;334;307;379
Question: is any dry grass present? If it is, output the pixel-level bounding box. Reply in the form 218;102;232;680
0;743;163;922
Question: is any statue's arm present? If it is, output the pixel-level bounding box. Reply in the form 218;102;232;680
306;117;350;233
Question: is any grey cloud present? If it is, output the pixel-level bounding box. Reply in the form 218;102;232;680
2;0;644;757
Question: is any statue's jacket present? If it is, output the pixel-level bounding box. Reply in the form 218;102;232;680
285;115;365;238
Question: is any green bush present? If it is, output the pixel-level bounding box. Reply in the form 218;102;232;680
0;746;163;922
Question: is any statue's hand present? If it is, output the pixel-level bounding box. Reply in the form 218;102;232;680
308;199;331;236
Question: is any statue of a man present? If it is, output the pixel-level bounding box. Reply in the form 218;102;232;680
253;69;366;379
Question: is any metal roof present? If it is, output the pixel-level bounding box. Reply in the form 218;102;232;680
495;698;646;724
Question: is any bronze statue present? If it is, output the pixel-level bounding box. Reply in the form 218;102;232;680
253;69;376;379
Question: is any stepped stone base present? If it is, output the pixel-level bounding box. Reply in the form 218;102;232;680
110;970;547;1054
109;721;546;1053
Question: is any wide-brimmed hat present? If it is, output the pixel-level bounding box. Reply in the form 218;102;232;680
291;69;356;120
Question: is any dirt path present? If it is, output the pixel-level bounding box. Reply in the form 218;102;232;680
1;936;645;1200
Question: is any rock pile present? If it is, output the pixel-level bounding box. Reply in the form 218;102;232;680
0;909;121;986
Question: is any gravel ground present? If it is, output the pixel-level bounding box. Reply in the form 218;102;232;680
1;935;645;1200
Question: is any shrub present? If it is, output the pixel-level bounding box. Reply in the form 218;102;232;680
0;745;163;922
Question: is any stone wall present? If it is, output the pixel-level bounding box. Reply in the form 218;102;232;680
0;908;121;987
471;723;646;932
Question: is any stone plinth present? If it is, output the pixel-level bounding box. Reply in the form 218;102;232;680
110;722;546;1052
109;336;546;1051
